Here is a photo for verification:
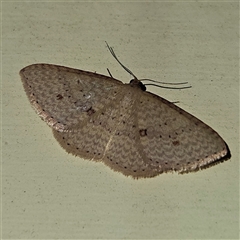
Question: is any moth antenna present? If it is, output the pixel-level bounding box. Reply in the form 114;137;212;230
105;41;138;80
141;79;189;85
107;68;113;78
106;43;191;90
141;79;191;89
144;83;191;90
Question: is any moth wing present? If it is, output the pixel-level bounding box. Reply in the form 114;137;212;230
134;91;230;173
20;64;123;132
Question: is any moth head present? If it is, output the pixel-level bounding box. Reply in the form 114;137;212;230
129;79;146;91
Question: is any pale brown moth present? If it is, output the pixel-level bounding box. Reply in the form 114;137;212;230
19;44;231;178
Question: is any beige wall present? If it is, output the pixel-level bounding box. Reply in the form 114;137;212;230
2;1;238;239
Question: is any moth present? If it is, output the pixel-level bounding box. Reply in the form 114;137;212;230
19;43;231;178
